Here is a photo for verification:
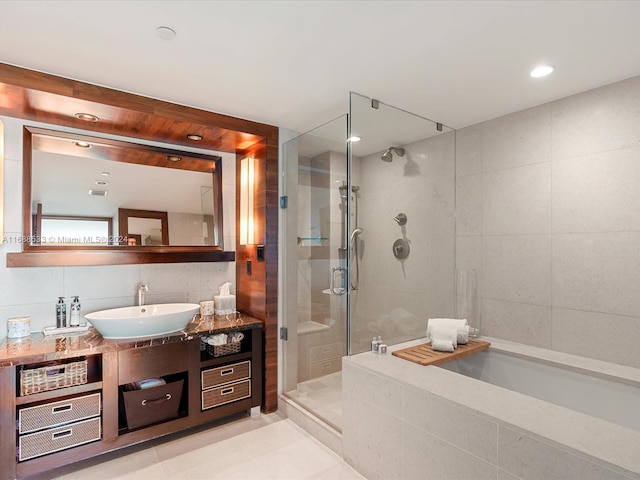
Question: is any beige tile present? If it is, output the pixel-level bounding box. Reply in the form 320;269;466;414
403;423;497;480
552;146;640;234
498;468;523;480
342;362;403;418
307;461;366;480
456;124;482;177
552;308;640;369
482;234;551;306
456;174;482;235
482;103;551;173
403;385;498;463
552;232;640;317
63;265;141;301
483;162;551;235
342;391;403;480
552;75;640;160
482;299;552;348
498;426;631;480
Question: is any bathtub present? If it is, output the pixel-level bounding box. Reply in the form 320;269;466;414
342;337;640;480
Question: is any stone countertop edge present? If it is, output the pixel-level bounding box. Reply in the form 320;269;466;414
0;314;262;367
345;336;640;477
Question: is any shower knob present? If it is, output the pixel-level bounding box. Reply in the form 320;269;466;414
392;238;410;259
394;213;407;226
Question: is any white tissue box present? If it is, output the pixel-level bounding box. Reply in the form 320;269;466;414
214;295;236;315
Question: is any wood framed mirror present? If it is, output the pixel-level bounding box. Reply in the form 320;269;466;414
14;126;234;266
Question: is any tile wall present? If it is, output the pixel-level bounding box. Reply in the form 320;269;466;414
0;115;237;343
456;75;640;368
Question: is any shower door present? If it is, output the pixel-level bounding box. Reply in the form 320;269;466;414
281;115;349;430
347;92;457;354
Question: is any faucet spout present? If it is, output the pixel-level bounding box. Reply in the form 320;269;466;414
137;283;148;306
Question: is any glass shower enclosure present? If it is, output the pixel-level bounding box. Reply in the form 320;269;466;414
282;93;456;431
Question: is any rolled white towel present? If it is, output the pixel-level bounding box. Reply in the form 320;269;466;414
431;339;454;352
429;326;458;349
427;318;469;345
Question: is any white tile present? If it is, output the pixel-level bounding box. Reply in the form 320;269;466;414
552;75;640;160
482;103;551;172
456;124;482;177
456;174;482;235
552;232;640;317
482;235;551;306
481;299;552;348
498;426;631;480
63;265;140;301
483;162;551;235
403;423;497;480
139;263;201;296
0;264;63;306
552;146;640;233
552;308;640;369
403;385;498;463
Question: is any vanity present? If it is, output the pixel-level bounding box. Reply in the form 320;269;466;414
0;315;263;480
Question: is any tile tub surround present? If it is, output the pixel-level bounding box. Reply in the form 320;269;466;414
455;74;640;369
342;338;640;480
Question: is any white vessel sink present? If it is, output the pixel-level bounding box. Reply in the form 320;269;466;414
85;303;200;339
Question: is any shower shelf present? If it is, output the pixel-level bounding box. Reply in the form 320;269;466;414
297;321;330;335
297;237;329;243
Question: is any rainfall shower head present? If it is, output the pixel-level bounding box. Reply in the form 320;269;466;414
381;146;405;162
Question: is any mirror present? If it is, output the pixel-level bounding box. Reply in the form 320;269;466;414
24;126;225;250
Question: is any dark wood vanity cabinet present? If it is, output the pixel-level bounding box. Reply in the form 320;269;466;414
0;319;263;480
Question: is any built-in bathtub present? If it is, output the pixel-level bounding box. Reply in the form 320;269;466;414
342;337;640;480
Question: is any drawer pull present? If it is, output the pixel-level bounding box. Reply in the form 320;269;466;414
221;387;234;395
220;368;234;376
141;393;171;406
52;428;72;440
52;404;73;414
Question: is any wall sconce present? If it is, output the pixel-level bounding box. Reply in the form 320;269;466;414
240;156;255;245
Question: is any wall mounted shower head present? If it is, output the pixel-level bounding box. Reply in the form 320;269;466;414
381;146;405;162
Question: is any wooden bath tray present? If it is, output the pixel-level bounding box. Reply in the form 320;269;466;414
392;339;491;366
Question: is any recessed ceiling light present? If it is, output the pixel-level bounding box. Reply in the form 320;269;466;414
73;141;91;148
88;189;108;197
167;155;182;162
187;133;203;141
156;26;176;40
74;113;99;122
347;136;362;142
100;171;110;176
530;65;554;78
95;180;109;186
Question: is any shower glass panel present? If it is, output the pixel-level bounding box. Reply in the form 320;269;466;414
282;115;348;430
348;92;456;355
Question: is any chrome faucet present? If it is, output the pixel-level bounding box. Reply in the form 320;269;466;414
137;283;148;306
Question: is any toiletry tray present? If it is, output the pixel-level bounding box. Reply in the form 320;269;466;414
392;339;491;366
207;341;241;358
19;358;88;396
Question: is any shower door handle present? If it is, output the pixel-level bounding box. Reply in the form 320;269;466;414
330;267;346;295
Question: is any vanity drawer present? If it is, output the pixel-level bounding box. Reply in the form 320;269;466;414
201;361;250;389
18;392;101;434
202;380;251;410
18;417;101;462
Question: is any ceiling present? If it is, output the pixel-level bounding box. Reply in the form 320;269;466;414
1;1;640;135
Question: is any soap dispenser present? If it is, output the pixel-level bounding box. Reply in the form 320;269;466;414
56;297;67;328
70;296;81;327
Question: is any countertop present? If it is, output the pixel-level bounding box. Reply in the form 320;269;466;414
0;313;262;367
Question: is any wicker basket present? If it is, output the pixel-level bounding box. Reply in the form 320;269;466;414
19;359;88;396
207;341;241;358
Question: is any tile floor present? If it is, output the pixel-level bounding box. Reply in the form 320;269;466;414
46;412;364;480
285;372;343;431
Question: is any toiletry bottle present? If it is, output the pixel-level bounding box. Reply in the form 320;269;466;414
371;336;380;353
70;296;81;327
56;297;67;328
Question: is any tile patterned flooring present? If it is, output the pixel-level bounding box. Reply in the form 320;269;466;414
47;412;363;480
285;372;343;431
